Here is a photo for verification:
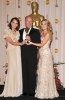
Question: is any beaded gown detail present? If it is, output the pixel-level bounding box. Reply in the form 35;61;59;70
35;36;59;99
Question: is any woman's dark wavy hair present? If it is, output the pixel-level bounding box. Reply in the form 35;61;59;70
8;17;20;31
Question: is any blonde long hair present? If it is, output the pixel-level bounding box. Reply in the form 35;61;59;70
41;19;53;40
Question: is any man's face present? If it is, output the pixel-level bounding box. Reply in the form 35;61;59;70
25;17;33;28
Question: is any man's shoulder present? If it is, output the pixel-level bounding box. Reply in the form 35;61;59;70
19;28;24;31
31;28;39;31
31;28;40;36
19;28;24;33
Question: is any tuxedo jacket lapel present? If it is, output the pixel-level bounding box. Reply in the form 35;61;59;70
29;28;33;36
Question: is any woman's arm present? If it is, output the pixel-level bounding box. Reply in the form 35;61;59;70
5;37;24;46
30;33;50;47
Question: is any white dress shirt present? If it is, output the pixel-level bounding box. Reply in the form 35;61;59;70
22;28;31;40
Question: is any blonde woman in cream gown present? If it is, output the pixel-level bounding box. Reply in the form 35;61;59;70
0;17;24;97
30;19;59;99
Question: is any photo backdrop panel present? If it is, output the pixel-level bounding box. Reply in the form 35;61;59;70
0;0;65;87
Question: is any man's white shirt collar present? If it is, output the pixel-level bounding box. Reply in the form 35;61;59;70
23;28;31;40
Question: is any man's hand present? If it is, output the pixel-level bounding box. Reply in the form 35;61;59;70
21;40;27;45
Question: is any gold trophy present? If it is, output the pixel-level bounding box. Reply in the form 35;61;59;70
25;28;31;45
27;1;45;30
26;33;30;45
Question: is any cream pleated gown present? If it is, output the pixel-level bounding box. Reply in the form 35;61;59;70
0;28;23;97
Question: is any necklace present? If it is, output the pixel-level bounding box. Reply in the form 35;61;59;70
11;31;17;37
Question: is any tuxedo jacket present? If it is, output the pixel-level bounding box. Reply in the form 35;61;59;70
19;28;41;60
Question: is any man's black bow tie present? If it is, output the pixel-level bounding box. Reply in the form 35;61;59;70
25;28;29;33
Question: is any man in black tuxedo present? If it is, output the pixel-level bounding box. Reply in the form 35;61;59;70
19;16;41;96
